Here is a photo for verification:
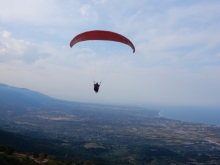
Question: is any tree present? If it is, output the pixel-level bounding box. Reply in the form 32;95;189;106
83;160;96;165
39;153;45;162
5;146;15;155
33;153;38;158
0;145;6;152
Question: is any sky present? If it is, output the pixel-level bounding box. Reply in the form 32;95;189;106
0;0;220;107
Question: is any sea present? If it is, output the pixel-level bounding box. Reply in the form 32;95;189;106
155;106;220;126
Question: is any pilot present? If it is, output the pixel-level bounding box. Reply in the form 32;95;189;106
94;82;100;93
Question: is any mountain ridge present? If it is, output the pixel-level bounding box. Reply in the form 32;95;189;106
0;83;58;119
0;83;54;104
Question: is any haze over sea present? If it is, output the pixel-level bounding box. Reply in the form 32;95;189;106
153;105;220;126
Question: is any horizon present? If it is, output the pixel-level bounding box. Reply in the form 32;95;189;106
1;82;220;113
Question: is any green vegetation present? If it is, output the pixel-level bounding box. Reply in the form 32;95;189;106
0;144;38;165
0;144;97;165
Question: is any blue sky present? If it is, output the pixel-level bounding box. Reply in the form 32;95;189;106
0;0;220;107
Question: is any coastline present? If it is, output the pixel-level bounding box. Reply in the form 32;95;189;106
158;110;163;117
158;109;220;127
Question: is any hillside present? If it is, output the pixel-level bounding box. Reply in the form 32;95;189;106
0;83;54;119
0;129;68;157
0;83;84;120
0;83;53;104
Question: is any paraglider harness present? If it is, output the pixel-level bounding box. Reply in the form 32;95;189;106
94;81;101;93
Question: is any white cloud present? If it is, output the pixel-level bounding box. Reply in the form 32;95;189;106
92;0;107;4
80;4;91;15
2;31;11;38
0;0;83;26
0;30;51;63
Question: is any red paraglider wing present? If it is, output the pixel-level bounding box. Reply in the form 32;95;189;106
70;30;135;53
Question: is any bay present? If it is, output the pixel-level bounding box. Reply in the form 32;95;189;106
158;106;220;126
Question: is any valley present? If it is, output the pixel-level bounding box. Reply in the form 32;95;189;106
1;83;220;164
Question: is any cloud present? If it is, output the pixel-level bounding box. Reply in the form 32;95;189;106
0;30;51;63
2;31;11;38
80;4;91;15
0;0;86;27
92;0;107;4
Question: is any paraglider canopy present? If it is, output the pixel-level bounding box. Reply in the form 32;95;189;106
70;30;135;53
70;30;135;89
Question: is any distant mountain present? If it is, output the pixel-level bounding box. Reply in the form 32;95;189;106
0;83;54;104
0;83;56;118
